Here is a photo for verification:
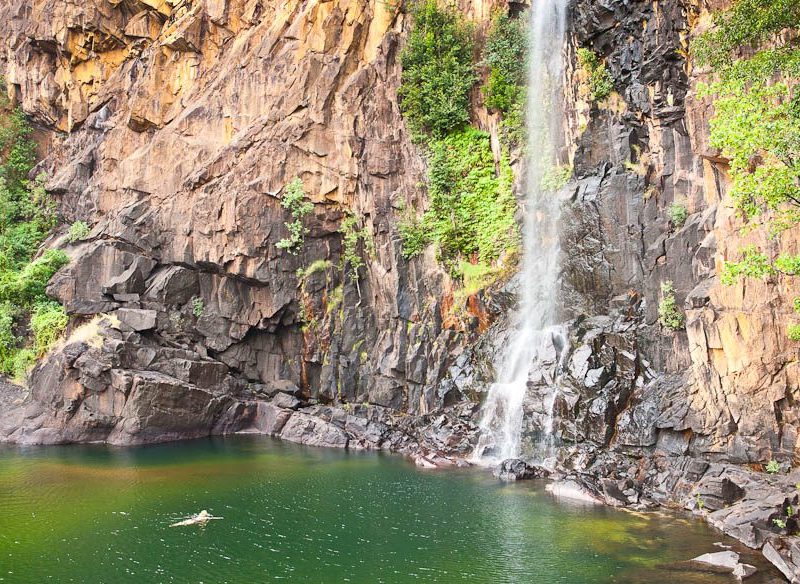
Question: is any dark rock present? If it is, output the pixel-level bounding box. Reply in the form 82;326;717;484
272;392;302;410
493;458;549;481
115;309;157;332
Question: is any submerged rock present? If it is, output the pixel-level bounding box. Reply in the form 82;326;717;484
691;550;740;571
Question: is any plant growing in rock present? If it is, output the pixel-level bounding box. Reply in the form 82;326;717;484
191;297;204;318
668;203;688;228
483;12;528;115
577;48;614;102
276;178;314;255
340;213;374;285
67;221;91;243
397;0;477;139
399;127;519;270
695;493;705;511
658;280;684;331
30;301;68;356
0;103;69;378
766;459;781;474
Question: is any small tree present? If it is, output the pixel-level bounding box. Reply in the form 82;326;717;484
276;178;314;254
658;281;684;331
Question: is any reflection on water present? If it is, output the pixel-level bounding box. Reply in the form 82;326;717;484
0;436;782;583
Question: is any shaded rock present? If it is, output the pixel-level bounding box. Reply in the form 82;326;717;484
249;403;292;435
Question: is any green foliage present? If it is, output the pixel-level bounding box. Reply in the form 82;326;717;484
774;518;788;529
191;297;204;317
483;13;527;114
0;249;69;306
340;214;374;283
720;245;800;285
721;245;774;285
766;459;782;473
30;301;68;356
540;165;572;191
668;203;688;228
658;280;684;331
398;0;478;138
499;100;526;150
695;1;800;343
700;78;800;231
399;127;519;267
276;178;314;254
455;261;498;299
577;48;614;102
0;105;69;380
68;221;90;243
398;214;428;260
692;0;800;69
695;493;705;511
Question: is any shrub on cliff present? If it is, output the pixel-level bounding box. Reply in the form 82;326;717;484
577;48;614;102
399;127;518;269
694;0;800;340
483;13;528;114
276;178;314;255
658;281;684;331
398;0;477;138
0;100;69;379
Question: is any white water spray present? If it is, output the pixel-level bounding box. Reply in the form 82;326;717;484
473;0;569;463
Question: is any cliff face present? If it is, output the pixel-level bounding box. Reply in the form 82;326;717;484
0;0;506;447
2;0;800;575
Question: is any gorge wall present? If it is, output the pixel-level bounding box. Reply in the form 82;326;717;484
2;0;800;577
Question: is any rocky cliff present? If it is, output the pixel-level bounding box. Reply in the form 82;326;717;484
0;0;500;450
2;0;800;579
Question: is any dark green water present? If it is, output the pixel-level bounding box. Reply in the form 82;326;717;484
0;437;780;583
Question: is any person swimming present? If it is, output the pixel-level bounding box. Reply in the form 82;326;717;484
169;510;223;527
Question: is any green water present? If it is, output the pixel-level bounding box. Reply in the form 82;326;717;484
0;437;780;583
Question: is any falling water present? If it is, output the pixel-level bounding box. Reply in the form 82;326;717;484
473;0;569;463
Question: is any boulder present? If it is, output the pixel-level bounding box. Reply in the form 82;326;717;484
279;413;349;449
690;551;740;571
493;458;549;481
115;309;157;332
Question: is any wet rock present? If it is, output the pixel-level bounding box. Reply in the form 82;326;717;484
493;458;549;481
691;551;740;571
732;563;757;579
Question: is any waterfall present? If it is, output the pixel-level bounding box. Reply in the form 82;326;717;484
473;0;569;463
